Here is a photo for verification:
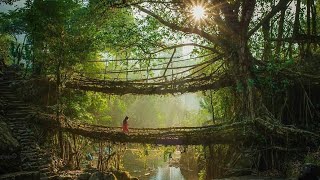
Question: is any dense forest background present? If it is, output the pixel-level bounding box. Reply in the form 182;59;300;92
0;0;320;179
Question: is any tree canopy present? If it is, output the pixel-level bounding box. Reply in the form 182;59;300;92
0;1;320;178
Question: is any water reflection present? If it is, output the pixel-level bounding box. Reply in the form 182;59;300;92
123;147;198;180
150;165;185;180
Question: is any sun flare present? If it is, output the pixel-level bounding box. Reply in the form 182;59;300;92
192;6;205;20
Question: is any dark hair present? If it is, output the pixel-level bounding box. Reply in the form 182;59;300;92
125;116;129;120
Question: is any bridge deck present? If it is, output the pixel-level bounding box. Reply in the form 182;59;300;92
34;113;320;146
65;75;232;95
35;113;249;145
65;122;248;145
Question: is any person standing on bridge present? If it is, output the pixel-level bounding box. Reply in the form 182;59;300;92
122;116;129;134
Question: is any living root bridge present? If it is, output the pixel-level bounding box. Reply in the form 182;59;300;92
33;113;320;146
34;113;249;145
64;75;233;95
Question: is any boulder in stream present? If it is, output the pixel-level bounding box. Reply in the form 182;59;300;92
88;172;104;180
87;172;117;180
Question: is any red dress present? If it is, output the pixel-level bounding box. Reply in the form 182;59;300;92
122;120;129;133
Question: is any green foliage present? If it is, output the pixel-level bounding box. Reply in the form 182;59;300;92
304;151;320;166
254;60;294;95
62;91;126;125
0;9;26;35
247;78;255;88
236;81;244;93
200;88;236;122
198;169;206;180
0;9;29;65
61;91;203;128
5;0;317;129
0;33;14;64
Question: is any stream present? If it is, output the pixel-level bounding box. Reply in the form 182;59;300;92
123;148;198;180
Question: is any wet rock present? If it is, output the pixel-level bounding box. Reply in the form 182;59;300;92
104;172;117;180
89;172;104;180
112;171;130;180
112;171;138;180
77;171;117;180
0;171;39;180
298;163;320;180
77;172;91;180
59;176;73;180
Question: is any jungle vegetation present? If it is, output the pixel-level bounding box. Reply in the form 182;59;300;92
0;0;319;179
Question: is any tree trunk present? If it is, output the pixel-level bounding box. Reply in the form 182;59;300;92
210;91;215;123
275;9;286;61
56;59;64;160
97;142;103;171
306;0;311;53
262;19;271;61
293;0;301;37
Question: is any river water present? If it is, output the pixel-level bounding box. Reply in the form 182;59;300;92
123;148;198;180
149;165;185;180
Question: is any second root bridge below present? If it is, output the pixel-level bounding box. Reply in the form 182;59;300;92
34;113;320;146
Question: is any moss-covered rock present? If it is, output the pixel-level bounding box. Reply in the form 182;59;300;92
86;172;117;180
112;170;138;180
0;171;39;179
